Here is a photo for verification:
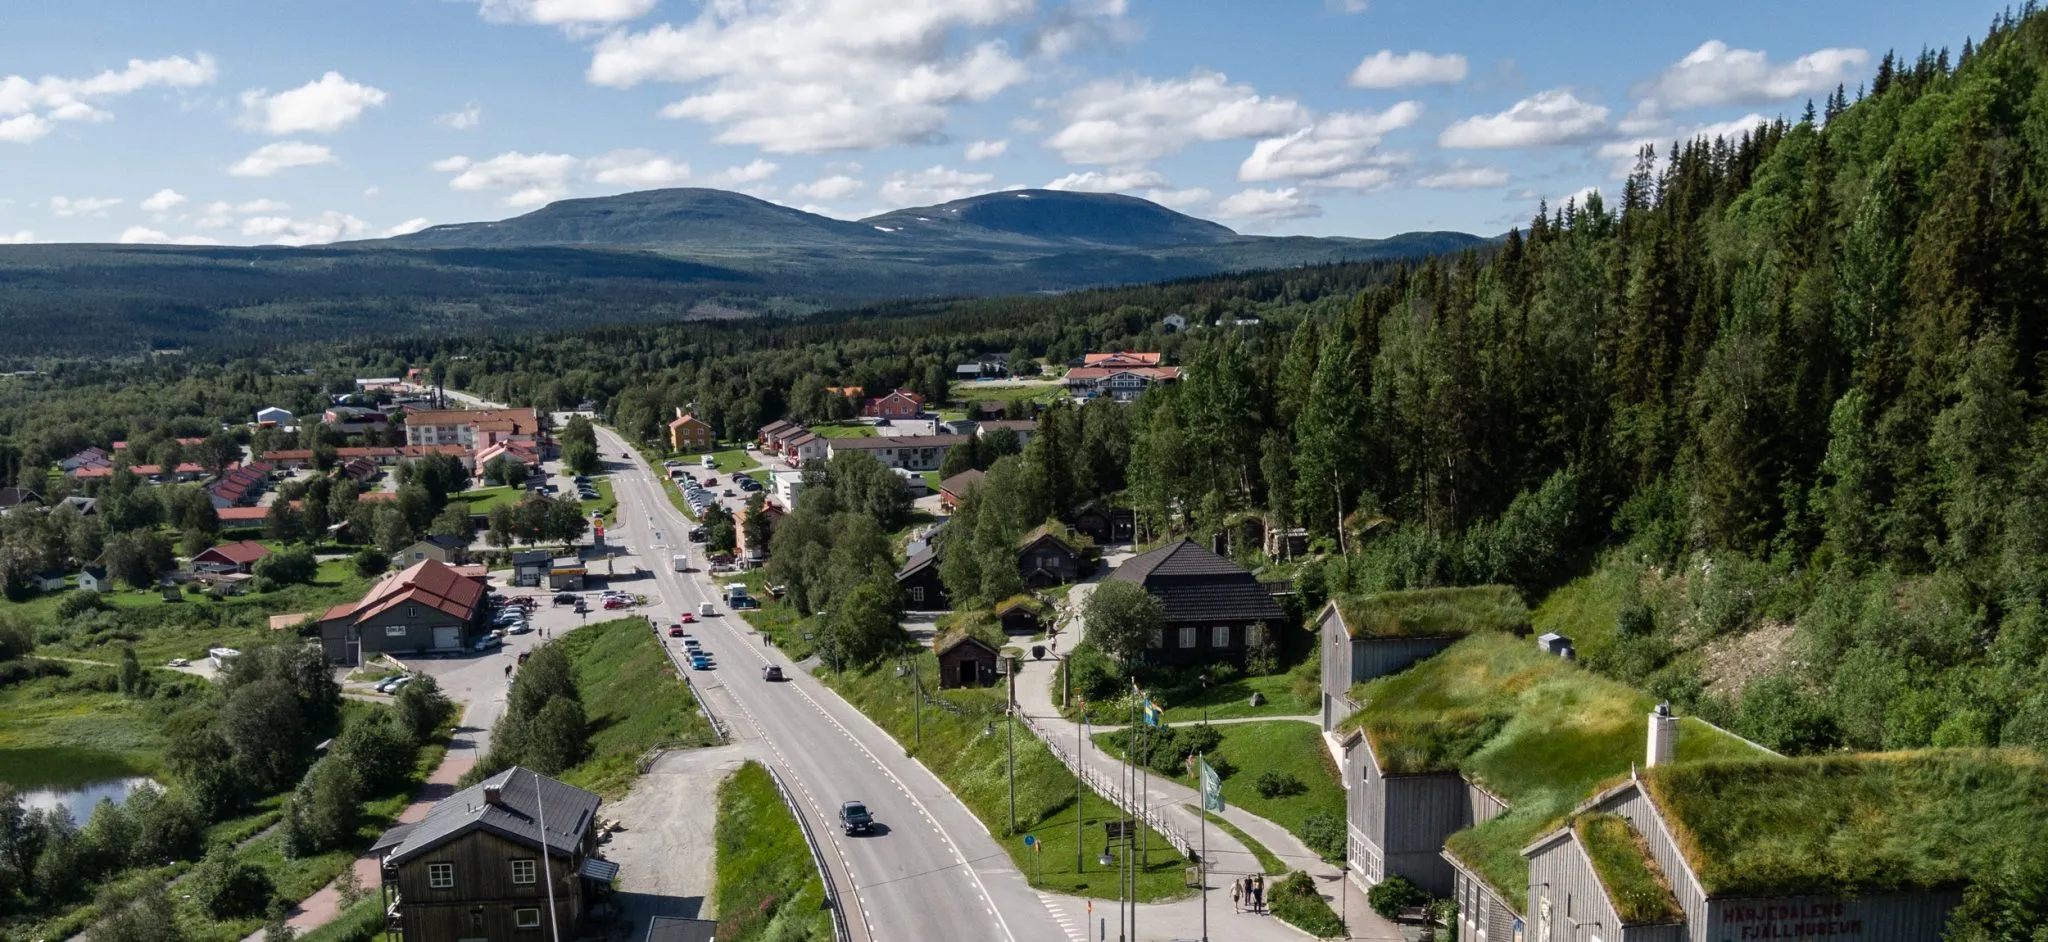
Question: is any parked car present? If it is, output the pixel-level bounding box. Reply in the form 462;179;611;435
167;657;190;667
688;528;708;543
507;623;533;635
553;593;579;605
574;600;588;613
375;673;410;693
504;597;536;609
839;801;873;835
701;456;716;469
703;476;718;486
603;597;629;610
384;675;414;693
722;489;735;497
762;664;784;682
473;634;504;652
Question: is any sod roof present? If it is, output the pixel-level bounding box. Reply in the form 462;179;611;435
1576;814;1682;925
1333;585;1529;639
1642;749;2048;899
1342;632;1769;912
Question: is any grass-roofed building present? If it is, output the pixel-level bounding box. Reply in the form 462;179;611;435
1333;632;1771;908
1317;586;1531;732
1508;750;2048;942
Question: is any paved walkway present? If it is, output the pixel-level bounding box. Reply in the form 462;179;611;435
1018;583;1399;942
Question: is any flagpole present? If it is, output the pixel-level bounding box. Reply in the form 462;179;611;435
534;770;561;942
1200;752;1209;942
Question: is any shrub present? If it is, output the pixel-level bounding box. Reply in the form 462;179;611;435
55;590;108;620
352;548;389;579
1368;874;1428;920
1254;770;1304;799
190;848;275;919
1300;811;1345;861
1270;870;1346;938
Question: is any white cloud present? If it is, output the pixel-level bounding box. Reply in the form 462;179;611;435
1;231;33;244
364;186;381;196
1044;168;1168;193
590;0;1039;153
239;72;387;135
50;196;122;217
1416;163;1510;190
432;151;580;205
1634;41;1867;117
386;217;432;237
0;54;217;137
477;0;656;25
1046;69;1310;165
437;103;483;130
1214;187;1320;223
1238;103;1421;185
712;159;780;185
790;175;865;200
965;139;1009;161
229;141;337;177
1329;0;1368;11
117;226;219;245
240;211;374;246
1440;89;1609;148
588;149;692;186
878;165;996;207
1142;187;1211;211
139;189;187;213
1027;0;1136;58
0;114;52;143
1348;50;1468;89
195;199;293;229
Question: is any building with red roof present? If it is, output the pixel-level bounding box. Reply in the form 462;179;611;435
190;540;272;575
316;559;485;665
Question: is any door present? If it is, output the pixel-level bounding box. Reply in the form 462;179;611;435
432;625;461;650
958;660;978;687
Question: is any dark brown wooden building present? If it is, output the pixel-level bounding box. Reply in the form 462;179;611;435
934;631;1001;688
896;548;948;610
1016;524;1086;588
371;767;615;942
1071;502;1135;546
1108;539;1286;667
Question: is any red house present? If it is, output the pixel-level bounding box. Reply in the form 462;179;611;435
191;540;273;575
862;389;927;419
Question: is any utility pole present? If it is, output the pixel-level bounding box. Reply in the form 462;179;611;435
1007;658;1016;834
1076;709;1086;873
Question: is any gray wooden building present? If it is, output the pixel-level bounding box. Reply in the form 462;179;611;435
1337;728;1506;895
316;559;484;666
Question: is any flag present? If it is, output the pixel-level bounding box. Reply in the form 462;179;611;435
1143;697;1161;727
1199;756;1224;812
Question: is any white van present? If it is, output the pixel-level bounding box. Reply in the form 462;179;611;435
701;455;717;469
699;602;716;617
673;555;689;572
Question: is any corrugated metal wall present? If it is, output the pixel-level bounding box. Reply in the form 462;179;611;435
1354;636;1459;684
1385;773;1471;895
1702;892;1963;942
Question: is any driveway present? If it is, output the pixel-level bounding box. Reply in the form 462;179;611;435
605;742;767;934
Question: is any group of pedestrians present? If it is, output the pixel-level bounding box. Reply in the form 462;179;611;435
1230;873;1266;914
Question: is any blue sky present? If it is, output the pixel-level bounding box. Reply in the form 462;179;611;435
0;0;2007;245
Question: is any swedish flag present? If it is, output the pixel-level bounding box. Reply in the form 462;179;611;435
1143;697;1162;727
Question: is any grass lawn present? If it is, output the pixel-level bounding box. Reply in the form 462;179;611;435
1095;721;1343;861
949;383;1064;407
0;668;181;777
581;477;617;525
732;571;817;661
1191;806;1286;874
1530;560;1633;668
1152;673;1317;724
713;761;836;941
823;657;1194;903
811;423;876;439
555;617;715;798
296;897;383;942
38;575;371;669
453;485;526;513
704;448;761;474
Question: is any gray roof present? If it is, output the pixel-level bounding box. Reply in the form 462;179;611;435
646;916;718;942
512;550;553;565
896;548;939;580
419;534;468;551
1108;539;1285;625
380;766;601;865
828;434;969;450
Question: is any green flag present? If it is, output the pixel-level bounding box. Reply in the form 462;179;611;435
1199;756;1224;812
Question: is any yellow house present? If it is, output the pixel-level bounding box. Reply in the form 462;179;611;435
669;408;714;452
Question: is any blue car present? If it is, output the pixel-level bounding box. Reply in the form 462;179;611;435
690;656;713;670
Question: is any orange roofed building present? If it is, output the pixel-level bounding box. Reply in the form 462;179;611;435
316;559;485;665
669;409;714;453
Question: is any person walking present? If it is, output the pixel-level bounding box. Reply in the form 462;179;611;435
1231;875;1243;913
1253;874;1265;914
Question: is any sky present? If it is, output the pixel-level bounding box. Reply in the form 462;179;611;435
0;0;2009;246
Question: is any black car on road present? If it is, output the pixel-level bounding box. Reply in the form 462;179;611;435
840;800;873;835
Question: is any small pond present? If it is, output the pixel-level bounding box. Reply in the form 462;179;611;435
0;747;158;824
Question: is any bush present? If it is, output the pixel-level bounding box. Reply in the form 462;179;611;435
1270;870;1346;938
1300;811;1345;861
190;848;275;919
1254;770;1305;799
254;546;319;586
352;548;389;579
55;590;108;620
1368;873;1428;920
394;673;453;742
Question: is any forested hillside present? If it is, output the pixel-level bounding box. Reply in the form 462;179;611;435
1124;13;2048;758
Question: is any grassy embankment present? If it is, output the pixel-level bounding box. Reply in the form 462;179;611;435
822;656;1195;903
555;616;717;798
712;761;836;941
1093;721;1342;864
730;570;817;661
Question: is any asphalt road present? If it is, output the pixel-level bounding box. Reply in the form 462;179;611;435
591;425;1071;942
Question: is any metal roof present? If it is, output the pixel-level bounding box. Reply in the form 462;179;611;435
380;766;601;865
1108;539;1285;624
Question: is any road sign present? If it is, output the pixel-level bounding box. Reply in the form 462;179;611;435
1104;819;1133;840
1022;834;1036;847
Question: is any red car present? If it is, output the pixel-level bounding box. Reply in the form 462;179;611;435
603;597;629;610
679;611;696;623
667;624;686;637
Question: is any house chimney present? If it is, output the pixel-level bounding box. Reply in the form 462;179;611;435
483;785;503;807
1647;702;1679;768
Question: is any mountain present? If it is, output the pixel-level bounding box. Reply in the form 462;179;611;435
858;189;1239;247
0;187;1485;358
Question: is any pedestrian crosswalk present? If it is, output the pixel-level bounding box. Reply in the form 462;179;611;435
1037;894;1089;942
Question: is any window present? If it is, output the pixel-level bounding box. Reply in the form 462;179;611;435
511;859;536;885
1148;629;1163;649
515;908;541;929
909;587;924;603
1212;625;1230;648
427;863;454;889
1247;624;1265;648
1179;626;1197;648
408;606;420;618
386;625;409;637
